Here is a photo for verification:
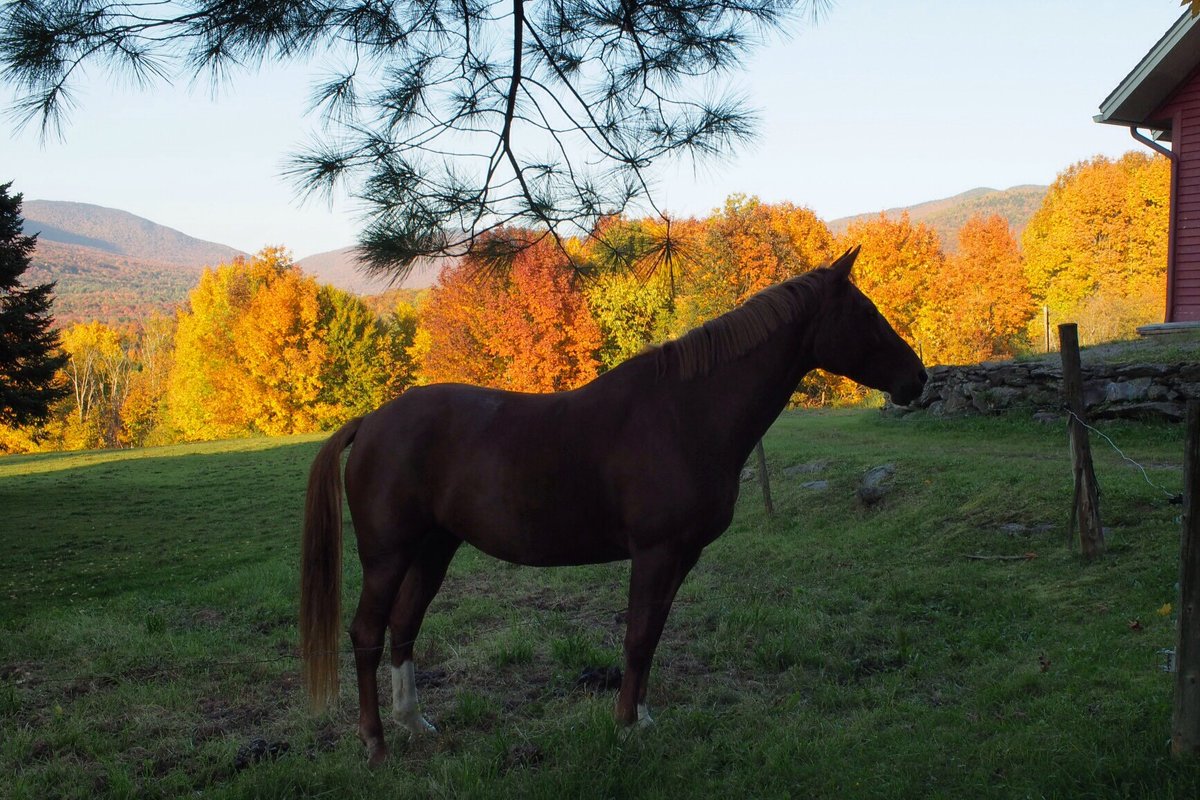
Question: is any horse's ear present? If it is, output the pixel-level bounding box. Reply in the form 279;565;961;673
828;246;860;282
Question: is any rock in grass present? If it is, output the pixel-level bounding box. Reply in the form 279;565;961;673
800;480;830;492
783;461;829;478
858;464;896;506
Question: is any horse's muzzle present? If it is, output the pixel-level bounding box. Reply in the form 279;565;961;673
889;369;928;407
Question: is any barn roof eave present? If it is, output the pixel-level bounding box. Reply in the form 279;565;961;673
1096;10;1200;131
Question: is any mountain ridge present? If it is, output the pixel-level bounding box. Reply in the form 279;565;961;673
23;200;245;268
23;186;1050;325
828;184;1048;250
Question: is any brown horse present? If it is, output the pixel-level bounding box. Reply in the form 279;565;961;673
300;247;926;765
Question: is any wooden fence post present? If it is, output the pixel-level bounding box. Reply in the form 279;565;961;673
1058;323;1104;560
755;439;774;516
1174;400;1200;756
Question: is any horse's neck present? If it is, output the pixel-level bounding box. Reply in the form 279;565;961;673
686;318;814;460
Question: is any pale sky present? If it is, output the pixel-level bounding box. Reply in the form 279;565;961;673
2;1;1188;260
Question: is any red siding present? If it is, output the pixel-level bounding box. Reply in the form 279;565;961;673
1158;67;1200;322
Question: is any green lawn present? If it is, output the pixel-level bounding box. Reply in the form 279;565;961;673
2;410;1198;798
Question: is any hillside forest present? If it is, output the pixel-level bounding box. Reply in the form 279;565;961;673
0;151;1170;454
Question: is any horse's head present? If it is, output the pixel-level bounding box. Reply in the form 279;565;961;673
808;247;927;406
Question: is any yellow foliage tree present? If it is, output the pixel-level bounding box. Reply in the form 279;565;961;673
1022;152;1169;343
677;195;834;331
230;267;328;435
58;320;131;448
121;313;175;447
167;247;293;440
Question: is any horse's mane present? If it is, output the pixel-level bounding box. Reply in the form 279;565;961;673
653;268;829;381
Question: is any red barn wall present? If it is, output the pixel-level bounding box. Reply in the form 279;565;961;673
1157;66;1200;322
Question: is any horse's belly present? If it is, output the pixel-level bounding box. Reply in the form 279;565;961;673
469;530;629;567
436;483;628;567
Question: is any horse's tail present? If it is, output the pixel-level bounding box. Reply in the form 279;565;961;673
300;416;363;712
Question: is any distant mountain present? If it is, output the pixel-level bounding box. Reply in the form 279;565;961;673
25;239;208;325
19;201;246;325
828;185;1048;251
23;200;244;268
297;247;445;294
21;185;1050;326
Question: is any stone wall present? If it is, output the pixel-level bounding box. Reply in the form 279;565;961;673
906;359;1200;421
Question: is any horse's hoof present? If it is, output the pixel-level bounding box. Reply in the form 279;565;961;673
636;703;654;728
366;741;389;768
394;709;439;737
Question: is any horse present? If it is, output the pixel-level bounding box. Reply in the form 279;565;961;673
300;246;927;765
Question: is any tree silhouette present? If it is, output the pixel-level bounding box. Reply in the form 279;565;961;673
0;181;67;426
0;0;827;278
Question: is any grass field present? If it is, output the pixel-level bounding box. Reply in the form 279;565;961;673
2;410;1199;798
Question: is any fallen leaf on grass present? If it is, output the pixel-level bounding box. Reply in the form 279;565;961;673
1128;619;1143;632
1157;603;1173;617
1038;653;1051;673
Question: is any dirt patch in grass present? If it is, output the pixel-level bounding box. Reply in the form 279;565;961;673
195;696;268;742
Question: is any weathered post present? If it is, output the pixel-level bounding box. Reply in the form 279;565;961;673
1173;400;1200;756
754;439;774;515
1058;323;1104;560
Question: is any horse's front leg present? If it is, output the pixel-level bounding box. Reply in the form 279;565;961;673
616;546;700;726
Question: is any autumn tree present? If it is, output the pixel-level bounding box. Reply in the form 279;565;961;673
916;214;1034;365
837;212;944;347
167;248;293;440
419;264;508;388
58;320;131;449
0;1;828;277
121;313;175;447
229;267;328;436
493;239;603;392
419;233;601;390
674;196;834;331
0;181;66;426
1022;151;1169;342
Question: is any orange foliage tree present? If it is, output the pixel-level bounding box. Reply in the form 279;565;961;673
837;212;944;346
419;234;602;391
1022;151;1169;342
916;214;1035;365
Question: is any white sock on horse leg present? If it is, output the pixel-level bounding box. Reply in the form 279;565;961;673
392;660;437;735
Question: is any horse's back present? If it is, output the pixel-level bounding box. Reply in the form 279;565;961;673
344;383;633;564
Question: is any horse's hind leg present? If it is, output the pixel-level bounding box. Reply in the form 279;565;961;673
350;550;411;767
389;531;461;736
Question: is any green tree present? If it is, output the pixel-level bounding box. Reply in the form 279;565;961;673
318;286;415;422
0;181;66;426
0;1;827;276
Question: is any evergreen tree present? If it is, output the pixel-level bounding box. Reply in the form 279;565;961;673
0;182;67;426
